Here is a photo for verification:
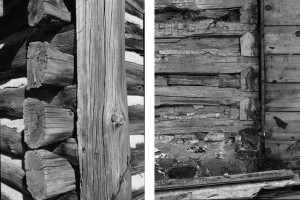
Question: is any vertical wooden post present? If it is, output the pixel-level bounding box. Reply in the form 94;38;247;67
76;0;131;200
0;0;3;17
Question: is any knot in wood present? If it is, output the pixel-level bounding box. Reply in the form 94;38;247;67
111;113;125;125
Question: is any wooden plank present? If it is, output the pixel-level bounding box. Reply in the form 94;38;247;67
156;55;259;74
25;150;76;200
156;21;257;38
156;37;240;56
76;0;131;199
266;83;300;111
264;0;300;25
0;0;2;17
155;0;257;10
266;55;300;83
265;112;300;137
265;26;300;54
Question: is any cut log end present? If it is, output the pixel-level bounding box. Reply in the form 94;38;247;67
28;0;71;26
25;150;76;200
27;41;74;89
23;98;74;149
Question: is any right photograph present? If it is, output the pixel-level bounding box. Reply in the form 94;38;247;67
154;0;300;199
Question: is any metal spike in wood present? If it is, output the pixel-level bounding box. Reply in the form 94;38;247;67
23;98;74;149
25;149;76;200
27;41;74;90
28;0;71;26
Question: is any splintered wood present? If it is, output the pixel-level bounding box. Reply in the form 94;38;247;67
25;150;76;200
23;98;74;149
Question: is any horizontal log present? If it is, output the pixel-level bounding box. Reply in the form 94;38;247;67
266;83;300;111
25;149;76;200
155;37;240;56
155;0;257;10
0;85;77;119
265;26;300;54
156;105;240;121
126;0;144;19
155;118;254;135
156;86;257;105
155;21;256;38
166;74;241;88
1;193;11;200
264;0;300;25
23;98;74;149
156;55;259;74
0;23;142;73
265;112;300;137
28;0;72;26
266;55;300;83
0;0;2;17
1;161;31;197
156;8;240;23
27;41;74;89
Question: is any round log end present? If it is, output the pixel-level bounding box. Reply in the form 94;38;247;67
23;98;46;149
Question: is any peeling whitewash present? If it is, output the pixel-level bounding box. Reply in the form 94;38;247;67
125;51;144;65
126;12;143;29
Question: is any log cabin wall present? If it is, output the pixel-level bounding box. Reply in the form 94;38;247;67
0;0;144;199
263;0;300;172
155;0;261;183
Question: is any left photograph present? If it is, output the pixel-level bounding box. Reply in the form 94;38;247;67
0;0;144;200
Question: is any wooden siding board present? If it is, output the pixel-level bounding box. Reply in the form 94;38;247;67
265;26;300;55
266;83;300;112
266;55;300;83
264;0;300;25
265;112;300;135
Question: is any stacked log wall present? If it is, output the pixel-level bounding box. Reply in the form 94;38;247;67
0;0;144;199
155;0;261;185
263;0;300;171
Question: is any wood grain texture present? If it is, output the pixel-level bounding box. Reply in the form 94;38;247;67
266;55;300;83
266;83;300;111
76;0;131;199
0;0;2;17
28;0;71;26
1;161;31;197
0;86;25;118
25;149;76;200
155;0;257;10
23;98;74;149
265;26;300;54
156;21;256;38
126;0;144;19
27;41;74;89
156;38;240;56
156;55;259;74
264;0;300;25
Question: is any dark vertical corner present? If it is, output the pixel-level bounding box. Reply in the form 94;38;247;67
258;0;265;171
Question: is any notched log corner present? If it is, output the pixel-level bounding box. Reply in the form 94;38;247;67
23;98;74;149
27;41;74;89
28;0;72;26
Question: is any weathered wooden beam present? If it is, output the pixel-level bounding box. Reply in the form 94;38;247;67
156;55;259;74
156;37;240;56
23;98;74;149
1;161;31;196
0;85;25;118
0;0;3;17
1;193;11;200
126;0;144;19
27;41;74;89
28;0;71;26
76;0;131;199
25;149;76;200
156;21;256;38
155;0;257;10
